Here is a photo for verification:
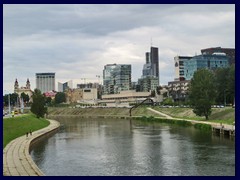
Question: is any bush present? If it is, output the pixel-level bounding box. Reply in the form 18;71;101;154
194;123;212;131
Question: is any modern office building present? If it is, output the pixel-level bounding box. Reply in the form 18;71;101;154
201;47;235;65
184;54;229;80
150;46;159;82
103;64;131;94
138;46;160;92
36;73;55;93
58;80;73;92
138;76;159;92
174;56;192;81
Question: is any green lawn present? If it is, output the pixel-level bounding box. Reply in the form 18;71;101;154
3;114;50;148
152;107;235;124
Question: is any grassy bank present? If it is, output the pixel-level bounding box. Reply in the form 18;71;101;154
3;114;50;148
152;107;235;124
136;116;192;127
48;106;165;117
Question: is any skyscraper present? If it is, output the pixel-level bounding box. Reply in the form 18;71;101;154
103;64;131;94
150;47;159;83
138;46;159;92
36;73;55;93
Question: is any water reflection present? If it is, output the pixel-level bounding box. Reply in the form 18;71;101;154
31;117;235;176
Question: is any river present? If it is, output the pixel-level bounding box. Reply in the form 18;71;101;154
30;117;235;176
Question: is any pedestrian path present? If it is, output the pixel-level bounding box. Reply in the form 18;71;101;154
3;119;60;176
147;107;230;127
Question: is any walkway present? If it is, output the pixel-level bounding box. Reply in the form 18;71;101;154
3;119;60;176
147;107;233;128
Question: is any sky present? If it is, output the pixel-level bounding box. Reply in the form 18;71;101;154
3;4;235;94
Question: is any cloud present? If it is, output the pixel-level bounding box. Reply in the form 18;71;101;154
3;4;235;93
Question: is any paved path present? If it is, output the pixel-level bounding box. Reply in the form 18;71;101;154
3;119;60;176
147;107;233;128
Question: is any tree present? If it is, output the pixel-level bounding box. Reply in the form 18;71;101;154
226;65;235;105
21;92;30;104
55;92;66;104
45;96;52;106
150;90;156;97
189;69;216;120
31;89;47;118
214;65;235;105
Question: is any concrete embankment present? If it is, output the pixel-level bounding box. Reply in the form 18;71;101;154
3;119;60;176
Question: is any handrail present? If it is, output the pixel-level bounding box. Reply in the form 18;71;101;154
129;97;154;116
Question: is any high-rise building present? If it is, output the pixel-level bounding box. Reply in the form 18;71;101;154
58;80;73;92
103;64;131;94
150;47;159;83
138;46;160;92
201;47;235;65
36;73;55;93
138;76;159;92
184;54;229;80
174;56;192;81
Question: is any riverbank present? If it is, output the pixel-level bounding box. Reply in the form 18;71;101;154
3;119;60;176
3;114;50;148
48;106;235;124
48;106;235;135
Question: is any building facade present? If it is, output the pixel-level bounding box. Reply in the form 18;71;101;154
36;73;55;93
103;64;131;94
65;88;98;104
201;47;235;65
99;90;151;107
168;80;190;102
58;80;73;92
150;46;159;83
137;46;160;92
138;76;159;92
14;78;33;102
174;56;192;81
184;54;229;80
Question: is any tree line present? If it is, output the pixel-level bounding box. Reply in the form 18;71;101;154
189;65;235;120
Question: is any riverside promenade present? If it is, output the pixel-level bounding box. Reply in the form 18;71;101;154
3;119;60;176
147;107;235;135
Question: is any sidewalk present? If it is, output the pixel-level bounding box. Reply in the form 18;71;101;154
3;119;60;176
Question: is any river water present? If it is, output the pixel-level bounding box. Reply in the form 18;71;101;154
30;117;235;176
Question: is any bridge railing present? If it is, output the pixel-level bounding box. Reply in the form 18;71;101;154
129;97;154;116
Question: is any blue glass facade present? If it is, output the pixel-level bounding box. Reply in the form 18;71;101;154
184;54;229;80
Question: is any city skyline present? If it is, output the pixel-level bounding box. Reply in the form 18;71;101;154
3;4;235;93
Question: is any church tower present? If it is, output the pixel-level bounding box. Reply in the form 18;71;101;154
26;78;30;89
14;78;19;90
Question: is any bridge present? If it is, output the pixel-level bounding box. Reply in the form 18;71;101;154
129;97;154;116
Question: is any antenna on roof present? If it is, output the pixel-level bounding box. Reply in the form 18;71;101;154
150;37;153;47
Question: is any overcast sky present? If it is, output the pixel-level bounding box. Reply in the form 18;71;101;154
3;4;235;94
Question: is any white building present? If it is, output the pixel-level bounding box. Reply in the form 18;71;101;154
36;73;55;93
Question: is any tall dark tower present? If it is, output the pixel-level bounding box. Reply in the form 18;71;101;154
150;47;159;85
145;52;150;64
